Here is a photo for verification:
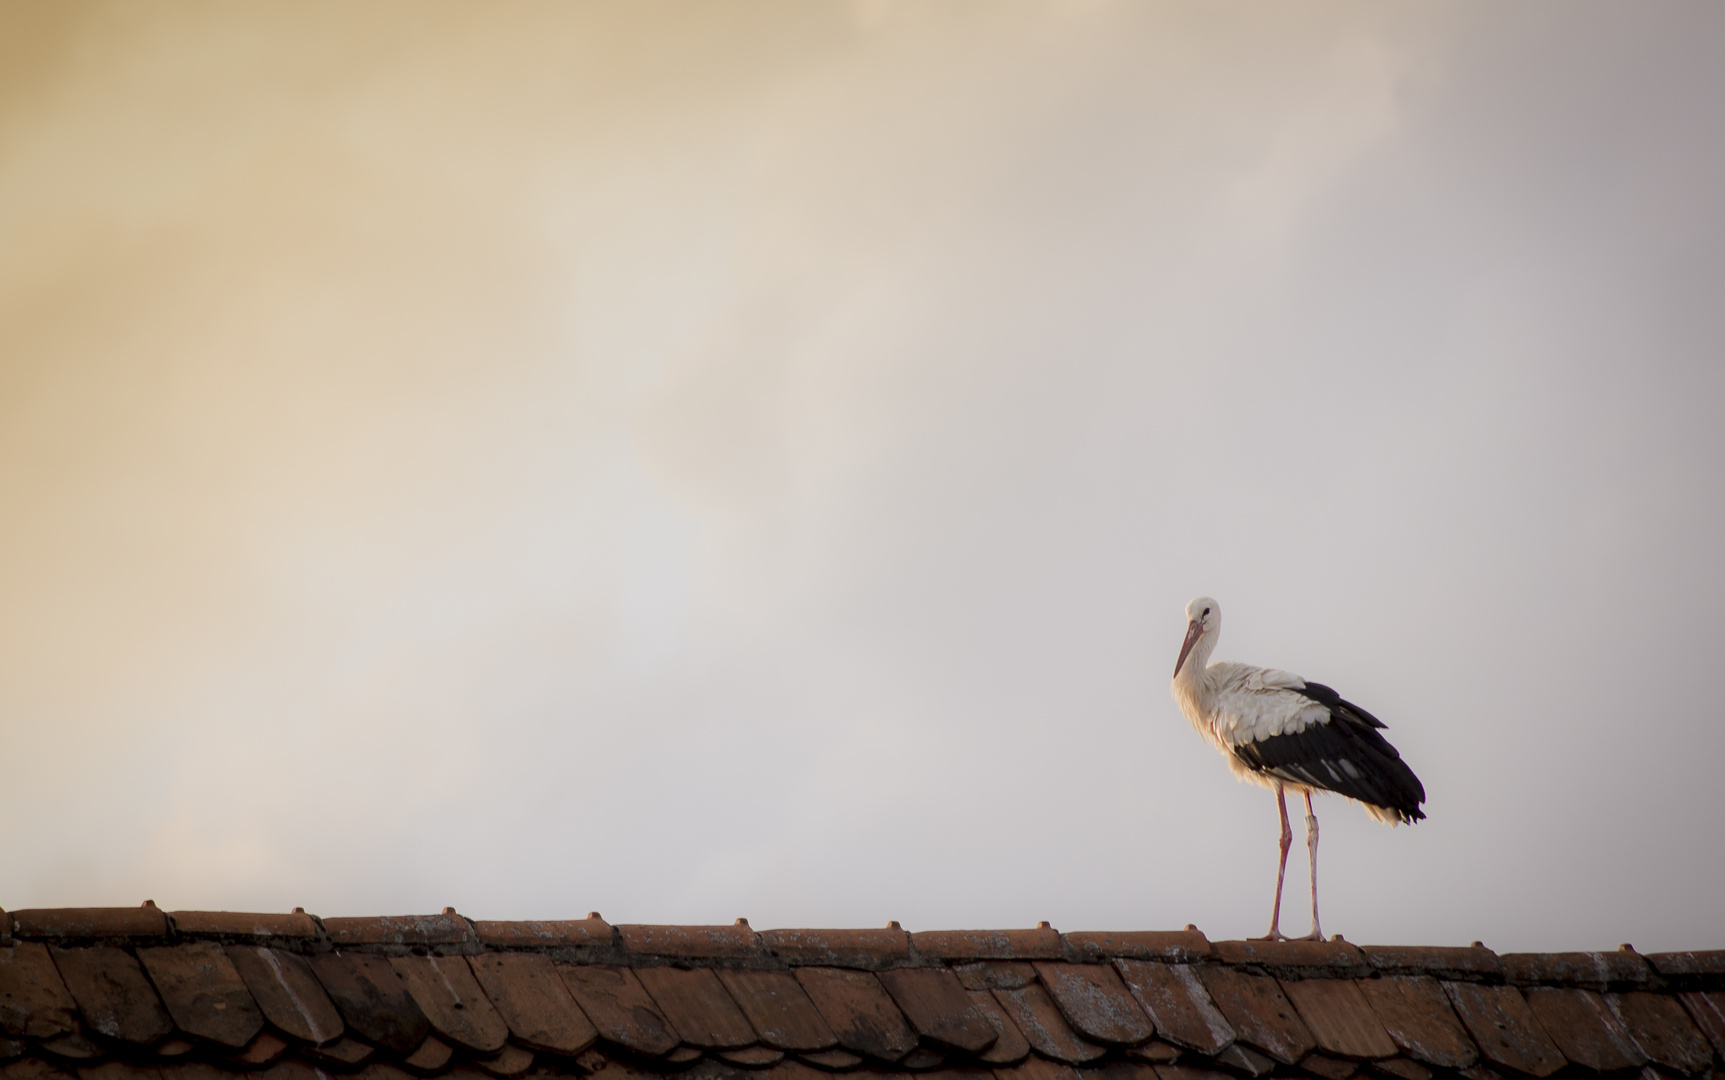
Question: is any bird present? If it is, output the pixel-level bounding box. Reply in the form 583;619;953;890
1170;596;1424;941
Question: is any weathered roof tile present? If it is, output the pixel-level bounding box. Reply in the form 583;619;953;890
717;1046;784;1068
323;915;474;948
717;970;837;1052
1677;990;1725;1057
992;1057;1080;1080
1113;961;1234;1056
473;1044;535;1078
795;968;918;1063
966;991;1029;1066
465;952;597;1056
619;926;761;960
1298;1051;1357;1080
474;917;614;949
50;946;174;1045
137;944;265;1049
224;946;344;1046
304;1035;376;1066
1151;1063;1234;1080
1075;1061;1160;1080
761;931;911;969
1353;976;1475;1069
1440;983;1564;1079
1212;942;1364;972
1359;948;1501;980
876;969;997;1056
1646;951;1725;979
1365;1057;1429;1080
990;985;1106;1064
0;943;81;1039
557;965;680;1057
230;1031;288;1067
1500;952;1649;989
306;952;431;1054
389;955;509;1053
912;931;1061;963
1065;933;1211;964
1197;968;1315;1065
635;967;756;1050
13;910;170;943
1606;991;1714;1073
403;1035;454;1074
167;913;319;941
1033;964;1154;1047
1522;987;1646;1072
1279;979;1395;1061
953;965;1036;993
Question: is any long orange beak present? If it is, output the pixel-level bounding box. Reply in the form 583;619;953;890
1174;619;1203;678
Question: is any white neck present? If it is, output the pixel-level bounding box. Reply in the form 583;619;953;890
1172;629;1218;705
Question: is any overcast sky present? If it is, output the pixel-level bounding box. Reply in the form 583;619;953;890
2;1;1722;952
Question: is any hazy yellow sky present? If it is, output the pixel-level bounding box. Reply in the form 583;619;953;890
3;2;1722;950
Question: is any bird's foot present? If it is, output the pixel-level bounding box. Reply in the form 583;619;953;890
1249;930;1290;942
1295;929;1325;942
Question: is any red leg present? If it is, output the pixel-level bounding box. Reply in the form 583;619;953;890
1300;791;1324;941
1252;785;1293;941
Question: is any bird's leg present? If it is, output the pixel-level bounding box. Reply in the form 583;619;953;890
1301;791;1324;941
1253;785;1293;941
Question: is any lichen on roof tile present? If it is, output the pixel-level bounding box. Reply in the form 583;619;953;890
620;925;761;960
911;930;1061;962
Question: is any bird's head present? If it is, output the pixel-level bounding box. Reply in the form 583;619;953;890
1175;596;1219;678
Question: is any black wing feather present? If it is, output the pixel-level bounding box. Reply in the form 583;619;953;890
1232;686;1425;823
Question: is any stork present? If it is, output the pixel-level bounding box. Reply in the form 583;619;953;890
1171;597;1425;941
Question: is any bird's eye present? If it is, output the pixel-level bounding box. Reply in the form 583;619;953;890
1203;608;1211;616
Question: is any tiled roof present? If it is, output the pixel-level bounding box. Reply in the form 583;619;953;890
2;906;1723;1080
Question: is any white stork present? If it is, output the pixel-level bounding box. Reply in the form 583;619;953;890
1171;597;1424;941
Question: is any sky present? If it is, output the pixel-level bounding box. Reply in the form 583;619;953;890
1;1;1722;953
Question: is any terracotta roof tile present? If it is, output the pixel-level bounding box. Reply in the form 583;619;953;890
12;910;170;943
1359;948;1502;980
136;944;265;1049
1;943;81;1040
1365;1057;1429;1080
465;953;596;1056
1212;1043;1275;1077
800;1048;863;1069
472;918;613;950
635;967;756;1050
253;1062;324;1080
1278;980;1394;1061
224;946;344;1046
352;1063;416;1080
49;947;174;1045
1607;991;1714;1073
1;1061;72;1080
875;970;996;1056
716;970;836;1052
761;931;911;969
403;1035;454;1074
1151;1063;1234;1080
1522;987;1646;1071
1196;968;1315;1065
166;914;319;941
322;916;474;948
1211;942;1364;973
619;926;761;960
953;966;1036;993
1112;961;1234;1056
77;1063;159;1080
717;1047;784;1068
795;968;918;1063
388;956;509;1054
764;1061;838;1080
897;1047;944;1068
230;1030;288;1067
38;1033;101;1061
1075;1061;1159;1080
1297;1051;1357;1080
1352;977;1476;1069
1646;951;1725;979
966;992;1028;1066
557;966;679;1057
304;1035;375;1066
992;1057;1080;1080
1440;983;1564;1079
911;932;1061;963
473;1044;535;1078
1122;1040;1179;1064
1500;951;1650;989
1064;934;1211;964
1677;990;1725;1058
306;952;432;1055
1033;964;1154;1047
989;985;1105;1065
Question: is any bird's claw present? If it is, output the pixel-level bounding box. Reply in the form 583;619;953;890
1249;931;1289;942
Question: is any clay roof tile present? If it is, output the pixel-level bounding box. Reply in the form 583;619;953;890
794;968;919;1063
912;931;1061;963
224;946;344;1046
136;944;265;1049
473;918;612;950
0;942;81;1040
49;946;175;1045
1064;933;1211;964
1033;963;1155;1047
1212;941;1365;972
1196;967;1315;1065
464;952;596;1056
388;955;510;1054
322;915;474;948
1277;978;1396;1061
1645;951;1725;979
619;925;761;960
1677;990;1725;1058
1521;987;1647;1072
760;930;911;969
167;913;319;941
1440;982;1565;1079
715;969;836;1052
557;964;679;1057
13;909;170;943
989;984;1106;1064
1499;951;1650;989
875;969;997;1056
635;966;756;1050
1606;990;1715;1073
306;952;432;1054
1112;960;1234;1056
1352;976;1476;1069
1359;947;1502;980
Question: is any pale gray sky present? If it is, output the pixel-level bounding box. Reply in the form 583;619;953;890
1;1;1721;952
